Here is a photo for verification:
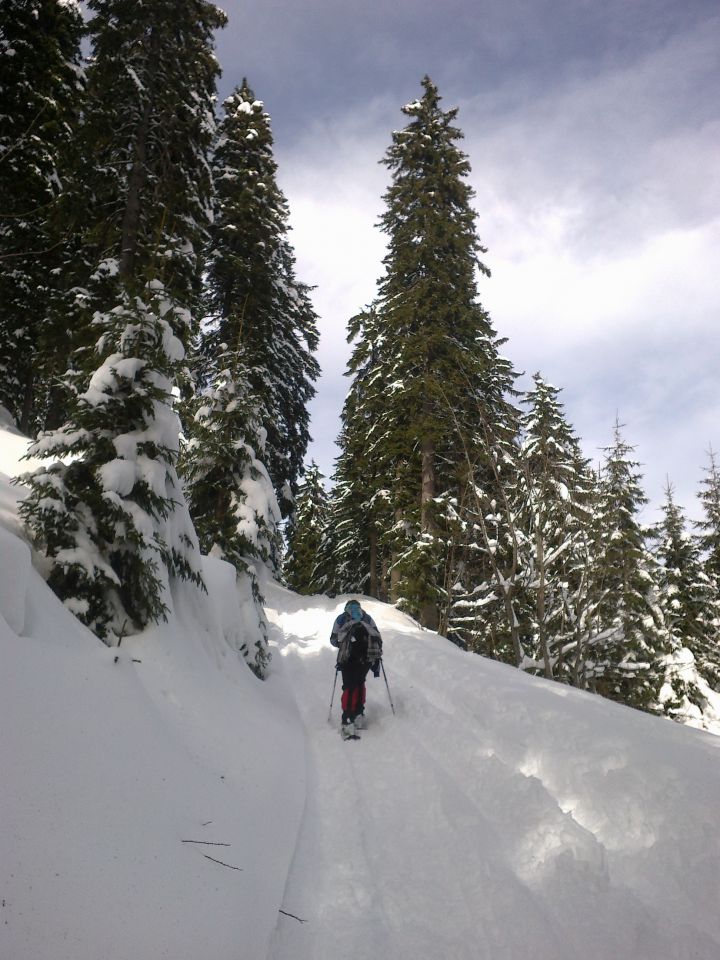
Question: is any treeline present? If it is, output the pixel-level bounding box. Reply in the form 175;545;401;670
0;1;318;674
285;79;720;722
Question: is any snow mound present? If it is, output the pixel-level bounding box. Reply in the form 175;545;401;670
1;456;305;960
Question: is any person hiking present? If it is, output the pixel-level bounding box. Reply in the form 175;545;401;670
330;599;383;739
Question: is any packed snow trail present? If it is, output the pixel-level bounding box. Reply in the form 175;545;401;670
264;582;720;960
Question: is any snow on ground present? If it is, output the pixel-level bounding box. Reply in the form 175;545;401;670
3;415;720;959
264;580;720;960
1;428;305;960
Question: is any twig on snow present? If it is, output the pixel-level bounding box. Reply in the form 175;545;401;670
279;909;307;924
203;854;243;871
181;840;231;847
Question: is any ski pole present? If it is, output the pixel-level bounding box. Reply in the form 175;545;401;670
380;659;395;715
327;666;339;722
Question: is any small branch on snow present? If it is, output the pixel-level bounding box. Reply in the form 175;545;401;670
181;840;231;847
279;910;307;924
203;854;243;871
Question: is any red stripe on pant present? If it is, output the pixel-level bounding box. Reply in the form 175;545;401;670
340;659;369;721
341;683;366;718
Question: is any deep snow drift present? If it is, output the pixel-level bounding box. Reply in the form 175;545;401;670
3;417;720;959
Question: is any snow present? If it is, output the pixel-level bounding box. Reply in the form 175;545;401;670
2;417;720;958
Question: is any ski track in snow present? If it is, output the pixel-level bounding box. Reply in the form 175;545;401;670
264;583;720;960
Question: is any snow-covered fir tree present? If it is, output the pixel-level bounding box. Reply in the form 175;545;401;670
652;480;720;707
19;286;203;641
587;420;669;711
696;447;720;597
180;348;281;675
78;0;224;316
513;374;597;681
284;462;329;595
19;0;226;643
316;308;395;599
0;0;83;433
331;77;518;631
202;80;320;518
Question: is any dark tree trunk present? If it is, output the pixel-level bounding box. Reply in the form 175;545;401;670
119;29;159;281
420;436;439;631
369;526;378;598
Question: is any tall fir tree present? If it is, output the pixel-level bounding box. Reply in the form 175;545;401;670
284;461;329;595
587;420;669;711
19;0;226;643
332;77;518;630
201;80;320;517
0;0;83;433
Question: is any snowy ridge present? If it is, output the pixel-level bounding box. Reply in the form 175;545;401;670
3;418;720;957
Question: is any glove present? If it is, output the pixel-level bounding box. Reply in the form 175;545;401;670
371;660;380;678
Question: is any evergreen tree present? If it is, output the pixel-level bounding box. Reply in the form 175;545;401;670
334;77;518;629
0;0;83;433
696;447;720;593
652;481;720;700
79;0;224;314
202;80;320;517
514;374;596;681
587;420;668;711
19;285;203;641
19;0;226;642
180;348;280;675
284;462;329;595
446;433;525;661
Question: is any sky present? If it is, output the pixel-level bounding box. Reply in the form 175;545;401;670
213;0;720;521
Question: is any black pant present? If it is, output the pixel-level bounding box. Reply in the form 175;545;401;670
340;660;370;722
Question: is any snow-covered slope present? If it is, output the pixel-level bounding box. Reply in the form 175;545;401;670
265;582;720;960
3;417;720;959
0;427;305;960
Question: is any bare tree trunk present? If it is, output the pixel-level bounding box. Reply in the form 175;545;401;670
119;100;152;280
369;527;378;598
119;29;160;281
19;368;35;436
390;554;400;603
380;553;389;603
419;436;439;630
535;528;553;678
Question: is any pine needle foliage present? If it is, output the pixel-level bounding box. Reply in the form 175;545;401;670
18;0;225;642
0;0;84;433
284;462;329;595
202;80;320;517
587;421;669;711
331;77;518;628
19;286;203;641
652;481;720;699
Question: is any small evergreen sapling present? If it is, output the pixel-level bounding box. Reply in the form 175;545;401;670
180;349;281;675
